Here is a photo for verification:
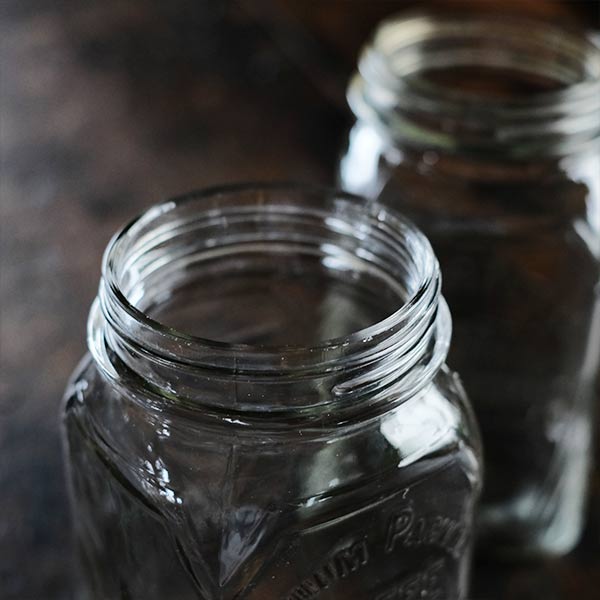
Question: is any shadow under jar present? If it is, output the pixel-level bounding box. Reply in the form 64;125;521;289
339;12;600;557
62;184;481;600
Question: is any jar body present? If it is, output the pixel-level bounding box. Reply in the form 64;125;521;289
62;185;482;599
339;123;600;555
64;357;479;600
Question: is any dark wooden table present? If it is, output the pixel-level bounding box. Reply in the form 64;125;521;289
1;2;598;598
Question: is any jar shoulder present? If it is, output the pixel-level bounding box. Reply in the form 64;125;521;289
340;122;600;235
63;356;481;501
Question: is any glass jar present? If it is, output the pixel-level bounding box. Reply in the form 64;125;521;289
339;12;600;557
62;184;481;599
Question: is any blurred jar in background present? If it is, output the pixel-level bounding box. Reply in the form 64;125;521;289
63;185;482;599
339;12;600;557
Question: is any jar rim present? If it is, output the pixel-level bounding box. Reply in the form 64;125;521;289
90;182;449;395
89;183;451;419
97;183;441;369
349;11;600;157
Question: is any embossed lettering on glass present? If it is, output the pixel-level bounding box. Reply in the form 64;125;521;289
62;184;481;599
339;12;600;556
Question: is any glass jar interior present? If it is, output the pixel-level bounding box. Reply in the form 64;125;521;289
148;251;403;346
112;186;428;349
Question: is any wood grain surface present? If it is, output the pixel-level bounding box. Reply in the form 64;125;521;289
1;1;598;598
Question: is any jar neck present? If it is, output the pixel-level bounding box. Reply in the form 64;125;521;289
88;184;451;427
348;12;600;159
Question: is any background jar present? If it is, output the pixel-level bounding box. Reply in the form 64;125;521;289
62;184;482;599
339;12;600;557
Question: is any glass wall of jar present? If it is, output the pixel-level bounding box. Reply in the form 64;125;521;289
62;184;482;599
339;12;600;557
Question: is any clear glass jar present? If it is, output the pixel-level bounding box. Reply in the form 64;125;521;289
339;12;600;557
63;184;481;599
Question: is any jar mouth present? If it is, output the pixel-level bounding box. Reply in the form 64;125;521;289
94;183;445;380
89;183;451;418
88;184;451;412
349;11;600;156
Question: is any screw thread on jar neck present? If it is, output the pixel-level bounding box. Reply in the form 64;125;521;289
88;184;450;426
348;11;600;158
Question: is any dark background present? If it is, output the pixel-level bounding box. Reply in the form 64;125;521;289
1;1;599;598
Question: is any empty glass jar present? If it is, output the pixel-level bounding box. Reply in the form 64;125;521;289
63;184;481;599
339;12;600;556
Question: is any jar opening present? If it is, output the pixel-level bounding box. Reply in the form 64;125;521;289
132;205;412;347
349;12;600;157
146;247;403;346
417;65;567;100
89;184;450;415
